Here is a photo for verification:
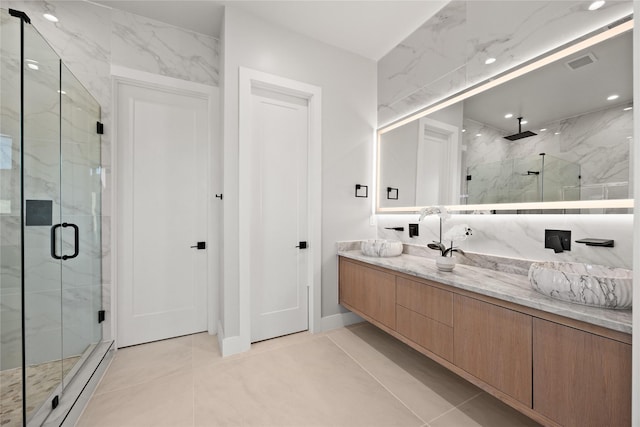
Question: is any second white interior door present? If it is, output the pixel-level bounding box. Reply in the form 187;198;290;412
249;87;309;343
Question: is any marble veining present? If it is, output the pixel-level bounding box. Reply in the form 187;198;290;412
377;214;633;270
378;0;634;125
111;9;220;86
338;249;631;334
529;261;632;309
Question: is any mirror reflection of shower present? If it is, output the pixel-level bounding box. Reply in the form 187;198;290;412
466;152;580;204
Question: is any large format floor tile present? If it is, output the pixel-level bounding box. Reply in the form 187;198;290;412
94;334;193;395
193;336;423;427
78;372;194;427
77;323;542;427
328;324;482;423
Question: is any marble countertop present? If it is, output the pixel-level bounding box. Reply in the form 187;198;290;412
338;250;632;335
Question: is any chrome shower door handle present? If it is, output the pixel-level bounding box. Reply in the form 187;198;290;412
50;223;62;260
61;223;79;260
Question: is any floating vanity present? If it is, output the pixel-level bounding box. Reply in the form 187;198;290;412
337;246;632;427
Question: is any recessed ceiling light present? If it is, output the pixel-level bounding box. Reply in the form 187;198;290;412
623;106;632;111
607;94;619;101
27;63;39;70
588;1;605;11
521;120;528;125
540;128;547;132
461;129;466;133
555;132;561;135
43;13;58;22
475;133;482;137
485;57;496;65
504;113;513;119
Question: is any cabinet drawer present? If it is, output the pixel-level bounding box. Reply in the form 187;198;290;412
397;277;453;326
396;305;453;361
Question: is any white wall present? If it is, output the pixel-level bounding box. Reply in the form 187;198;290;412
221;6;377;340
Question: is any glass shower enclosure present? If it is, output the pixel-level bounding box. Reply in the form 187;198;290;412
1;9;104;425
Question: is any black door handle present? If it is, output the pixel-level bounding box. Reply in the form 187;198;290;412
51;224;62;260
51;223;79;260
62;223;79;260
296;241;307;249
191;242;206;250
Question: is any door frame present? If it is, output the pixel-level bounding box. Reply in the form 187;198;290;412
238;67;322;351
111;65;219;348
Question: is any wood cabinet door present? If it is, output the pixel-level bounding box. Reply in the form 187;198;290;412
339;258;396;329
533;318;631;427
453;295;532;406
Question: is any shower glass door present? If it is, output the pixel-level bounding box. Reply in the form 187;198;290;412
60;63;102;387
22;19;64;422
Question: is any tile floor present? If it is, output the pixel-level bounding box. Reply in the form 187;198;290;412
77;323;541;427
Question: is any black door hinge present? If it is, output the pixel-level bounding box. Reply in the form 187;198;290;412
98;310;105;323
96;121;104;135
296;241;307;249
52;395;59;409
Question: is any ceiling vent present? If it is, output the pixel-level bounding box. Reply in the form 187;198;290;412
565;52;597;71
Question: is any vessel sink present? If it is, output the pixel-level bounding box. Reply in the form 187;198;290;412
528;261;632;309
361;239;403;257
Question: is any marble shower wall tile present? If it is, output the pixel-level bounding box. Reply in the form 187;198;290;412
378;0;634;126
464;105;632;203
376;214;633;270
111;8;220;86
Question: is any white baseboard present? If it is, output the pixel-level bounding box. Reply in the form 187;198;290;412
217;320;250;357
321;312;364;332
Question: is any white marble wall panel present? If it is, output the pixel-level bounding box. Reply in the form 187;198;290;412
379;66;467;126
465;1;633;88
378;1;466;122
111;8;220;86
377;213;633;270
378;0;634;125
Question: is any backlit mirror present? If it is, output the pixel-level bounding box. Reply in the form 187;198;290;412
377;19;633;213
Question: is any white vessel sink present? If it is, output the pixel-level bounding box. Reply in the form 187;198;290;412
361;240;403;257
528;261;632;309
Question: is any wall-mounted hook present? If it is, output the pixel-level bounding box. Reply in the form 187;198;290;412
215;194;223;200
387;187;399;200
355;184;368;198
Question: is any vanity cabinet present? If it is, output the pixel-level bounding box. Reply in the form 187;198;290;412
338;255;631;427
533;318;631;427
338;258;396;329
453;295;532;406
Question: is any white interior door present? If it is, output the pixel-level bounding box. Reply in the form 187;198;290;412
249;88;309;343
116;81;208;347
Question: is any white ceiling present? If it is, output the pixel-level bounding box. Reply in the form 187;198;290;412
92;0;447;61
